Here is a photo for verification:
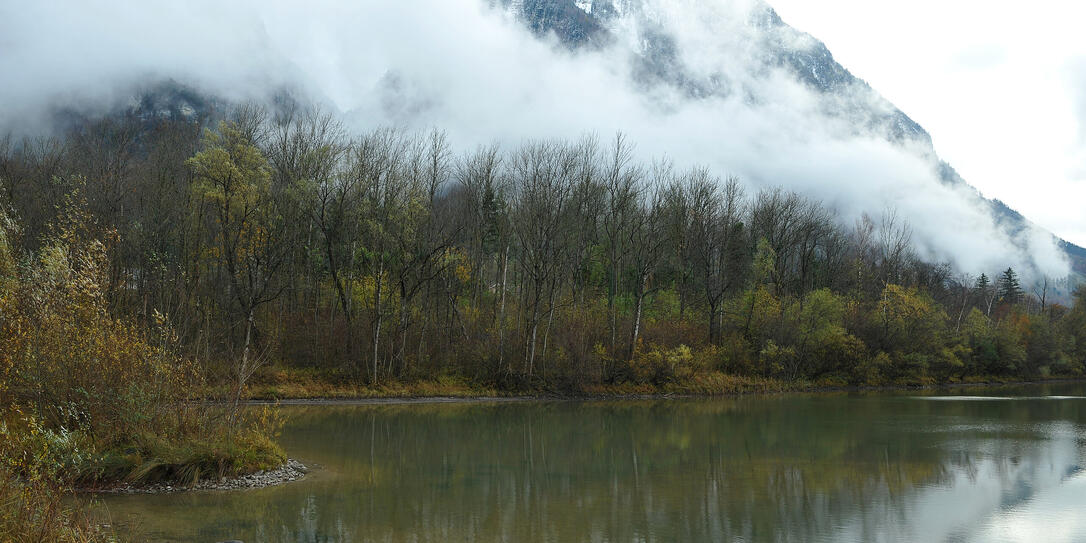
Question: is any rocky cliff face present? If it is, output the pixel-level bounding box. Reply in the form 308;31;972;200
499;0;928;142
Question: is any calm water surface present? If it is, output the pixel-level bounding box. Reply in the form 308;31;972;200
97;384;1086;542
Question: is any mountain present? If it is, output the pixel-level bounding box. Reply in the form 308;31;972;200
48;82;218;135
16;0;1083;281
497;0;1086;277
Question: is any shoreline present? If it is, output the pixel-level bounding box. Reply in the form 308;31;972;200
79;458;308;495
81;378;1084;494
245;377;1086;406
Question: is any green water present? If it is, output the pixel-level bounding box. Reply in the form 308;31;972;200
97;384;1086;542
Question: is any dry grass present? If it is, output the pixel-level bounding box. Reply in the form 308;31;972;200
243;368;502;400
0;467;116;543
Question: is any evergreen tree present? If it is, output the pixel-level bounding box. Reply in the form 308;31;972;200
973;273;996;316
974;273;990;293
997;267;1023;304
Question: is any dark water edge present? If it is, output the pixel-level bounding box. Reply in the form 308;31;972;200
247;377;1086;405
97;382;1086;543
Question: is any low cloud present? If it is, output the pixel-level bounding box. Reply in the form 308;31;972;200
0;0;1070;279
1066;57;1086;147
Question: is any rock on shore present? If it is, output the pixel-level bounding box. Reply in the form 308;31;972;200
99;458;308;494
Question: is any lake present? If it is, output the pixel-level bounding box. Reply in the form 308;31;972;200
97;384;1086;542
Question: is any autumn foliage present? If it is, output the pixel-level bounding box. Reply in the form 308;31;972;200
0;194;282;540
0;109;1083;398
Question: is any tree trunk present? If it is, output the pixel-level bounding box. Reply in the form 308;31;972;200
541;285;557;372
497;246;509;371
525;317;538;376
525;292;539;375
743;291;757;340
326;236;353;357
629;275;648;361
708;301;718;344
372;259;384;384
232;307;256;424
608;258;618;353
397;290;410;375
954;289;968;333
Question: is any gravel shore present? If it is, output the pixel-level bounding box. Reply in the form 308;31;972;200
91;458;308;494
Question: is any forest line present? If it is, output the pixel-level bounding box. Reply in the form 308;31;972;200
2;104;1084;394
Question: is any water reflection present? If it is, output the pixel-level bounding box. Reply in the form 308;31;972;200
97;385;1086;542
971;469;1086;543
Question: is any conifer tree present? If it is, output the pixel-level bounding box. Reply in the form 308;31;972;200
974;273;995;316
974;273;990;292
997;267;1023;304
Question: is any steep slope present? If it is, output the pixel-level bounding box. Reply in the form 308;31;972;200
9;0;1080;281
498;0;1086;275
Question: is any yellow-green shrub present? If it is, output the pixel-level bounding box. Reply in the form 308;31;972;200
0;196;283;489
628;344;701;385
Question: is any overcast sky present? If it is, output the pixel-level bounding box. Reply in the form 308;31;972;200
771;0;1086;247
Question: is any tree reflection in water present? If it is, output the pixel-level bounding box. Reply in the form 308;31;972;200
98;385;1086;543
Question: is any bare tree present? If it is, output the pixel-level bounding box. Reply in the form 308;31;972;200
271;108;352;357
626;161;671;361
686;171;745;343
600;133;643;353
509;141;577;375
351;128;410;381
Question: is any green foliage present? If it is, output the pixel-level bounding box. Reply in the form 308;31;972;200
790;289;864;377
997;267;1023;304
187;121;271;207
1063;286;1086;369
752;238;777;286
628;344;701;385
758;341;795;377
852;351;892;386
2;113;1083;403
86;411;284;486
874;284;946;352
714;331;756;374
730;285;782;342
962;308;996;370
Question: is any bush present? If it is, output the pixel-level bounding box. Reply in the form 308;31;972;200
0;197;284;491
628;344;701;385
758;340;796;377
0;413;114;542
715;332;756;374
851;352;892;386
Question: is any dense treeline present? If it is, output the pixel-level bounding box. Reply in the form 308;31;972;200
2;105;1084;393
